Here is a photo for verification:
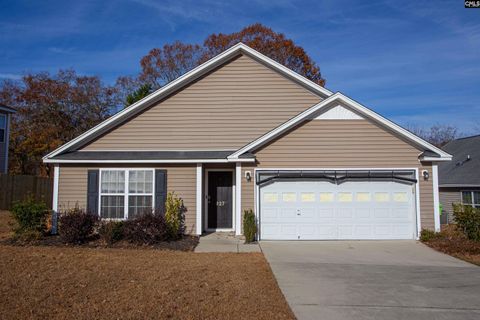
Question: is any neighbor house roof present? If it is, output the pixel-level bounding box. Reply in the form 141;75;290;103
0;104;16;113
44;151;256;163
439;135;480;187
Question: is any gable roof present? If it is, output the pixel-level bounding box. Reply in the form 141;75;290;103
439;135;480;187
43;43;332;161
228;92;452;161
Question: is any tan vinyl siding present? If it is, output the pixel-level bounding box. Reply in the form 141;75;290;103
241;164;256;233
57;164;197;233
248;117;436;230
82;54;321;151
419;163;434;230
439;188;460;223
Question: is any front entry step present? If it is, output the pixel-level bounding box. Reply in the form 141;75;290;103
195;232;260;253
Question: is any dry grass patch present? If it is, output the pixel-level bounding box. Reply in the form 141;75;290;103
422;225;480;266
0;211;294;320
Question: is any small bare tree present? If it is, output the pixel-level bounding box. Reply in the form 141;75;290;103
405;124;459;147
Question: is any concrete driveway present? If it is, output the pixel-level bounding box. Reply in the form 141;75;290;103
261;241;480;320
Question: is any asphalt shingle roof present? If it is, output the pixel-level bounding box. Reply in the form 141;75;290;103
438;135;480;187
52;151;255;161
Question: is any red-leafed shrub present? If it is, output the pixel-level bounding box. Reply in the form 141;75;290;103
123;212;168;245
59;208;98;244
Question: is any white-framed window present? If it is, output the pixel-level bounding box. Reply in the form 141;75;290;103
461;191;480;208
99;169;154;219
0;114;6;143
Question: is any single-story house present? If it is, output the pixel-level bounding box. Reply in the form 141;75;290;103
43;43;452;240
0;104;16;174
439;135;480;224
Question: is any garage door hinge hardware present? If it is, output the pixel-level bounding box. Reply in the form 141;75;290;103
256;170;417;186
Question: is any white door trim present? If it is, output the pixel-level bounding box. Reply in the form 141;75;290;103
204;168;236;232
235;163;242;235
254;167;421;240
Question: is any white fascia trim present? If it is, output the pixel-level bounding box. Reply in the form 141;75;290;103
420;157;452;162
439;184;480;188
229;92;452;160
43;158;255;164
432;164;441;232
43;43;332;161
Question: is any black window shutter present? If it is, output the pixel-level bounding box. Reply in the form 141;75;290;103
155;169;167;214
87;170;99;215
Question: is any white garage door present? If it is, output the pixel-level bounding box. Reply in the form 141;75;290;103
260;180;416;240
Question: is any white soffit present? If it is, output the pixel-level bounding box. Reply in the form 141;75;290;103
314;105;364;120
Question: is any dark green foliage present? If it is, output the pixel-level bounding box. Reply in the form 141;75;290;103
243;209;257;243
453;204;480;241
420;229;439;242
123;212;168;245
98;221;125;245
125;83;152;107
59;208;99;244
10;198;49;236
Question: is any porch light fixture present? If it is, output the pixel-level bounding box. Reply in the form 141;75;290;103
422;170;429;180
245;171;252;182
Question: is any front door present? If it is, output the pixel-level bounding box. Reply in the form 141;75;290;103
207;171;233;229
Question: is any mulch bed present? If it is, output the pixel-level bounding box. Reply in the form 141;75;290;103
422;225;480;266
1;210;198;251
0;211;295;319
1;234;200;251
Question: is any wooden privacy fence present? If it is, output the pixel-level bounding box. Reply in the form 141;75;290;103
0;174;53;210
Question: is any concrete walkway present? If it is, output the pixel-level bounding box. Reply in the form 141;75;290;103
194;232;261;253
261;241;480;320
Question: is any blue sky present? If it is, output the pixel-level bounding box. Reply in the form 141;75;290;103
0;0;479;132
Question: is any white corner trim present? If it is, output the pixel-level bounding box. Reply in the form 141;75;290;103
229;92;452;160
196;164;203;235
432;164;441;232
235;163;242;236
314;104;363;120
43;42;332;161
52;165;59;212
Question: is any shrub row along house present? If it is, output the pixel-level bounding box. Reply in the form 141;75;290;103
43;43;452;240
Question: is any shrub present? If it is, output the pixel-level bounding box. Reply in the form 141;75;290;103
123;212;168;245
98;221;124;245
59;207;99;244
243;209;257;243
164;192;184;239
420;229;439;242
10;198;49;236
453;203;480;241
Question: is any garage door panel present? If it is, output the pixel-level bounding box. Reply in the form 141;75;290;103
318;208;334;218
355;208;371;219
260;179;416;240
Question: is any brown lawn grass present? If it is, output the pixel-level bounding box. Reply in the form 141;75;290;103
422;225;480;266
0;212;294;320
